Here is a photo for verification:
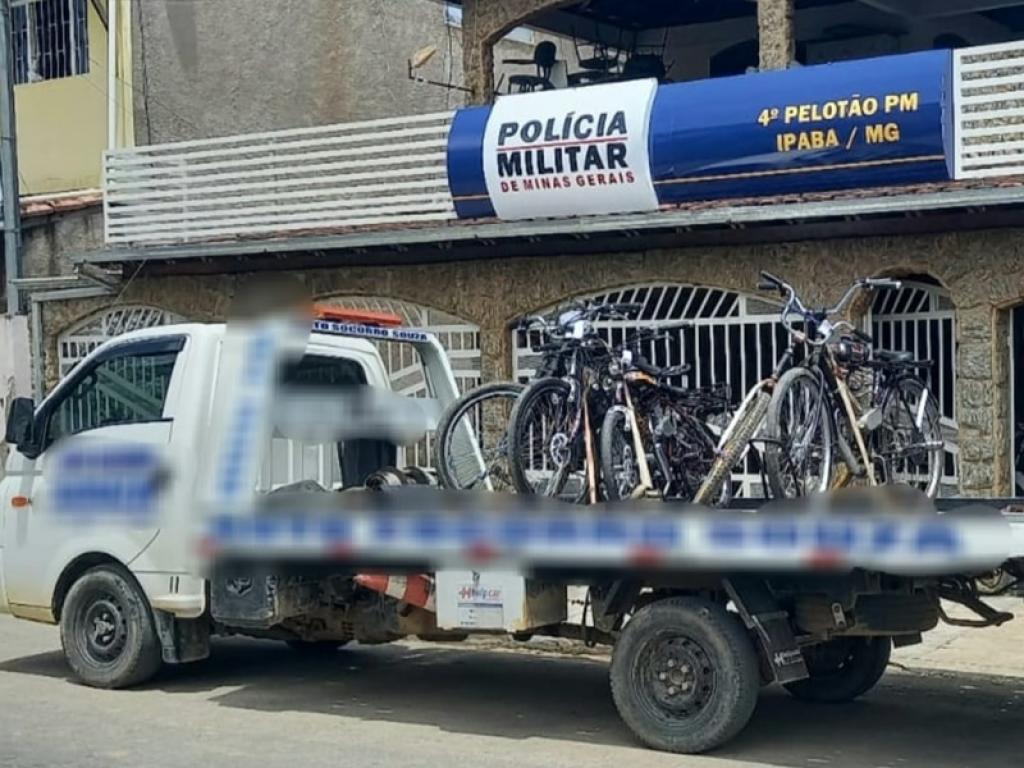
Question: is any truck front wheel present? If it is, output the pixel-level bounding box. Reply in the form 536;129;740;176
610;597;760;754
783;636;891;703
59;564;163;689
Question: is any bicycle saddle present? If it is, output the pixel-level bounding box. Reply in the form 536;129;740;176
633;355;691;379
872;349;932;367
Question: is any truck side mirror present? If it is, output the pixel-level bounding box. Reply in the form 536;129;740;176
4;397;37;452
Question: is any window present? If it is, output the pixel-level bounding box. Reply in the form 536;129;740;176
11;0;89;85
45;345;181;444
280;354;367;389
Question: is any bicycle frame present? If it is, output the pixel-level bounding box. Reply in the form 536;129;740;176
616;376;657;496
796;341;877;487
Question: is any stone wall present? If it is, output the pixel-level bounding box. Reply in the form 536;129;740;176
130;0;552;143
22;206;104;279
37;226;1024;495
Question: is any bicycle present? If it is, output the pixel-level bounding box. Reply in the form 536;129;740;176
599;324;732;503
758;271;944;499
506;300;644;502
434;300;631;492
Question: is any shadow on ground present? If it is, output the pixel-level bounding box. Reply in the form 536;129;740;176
2;637;1022;767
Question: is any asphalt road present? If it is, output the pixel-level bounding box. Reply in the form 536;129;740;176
1;612;1021;768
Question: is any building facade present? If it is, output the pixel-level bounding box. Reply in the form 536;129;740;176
9;0;1024;498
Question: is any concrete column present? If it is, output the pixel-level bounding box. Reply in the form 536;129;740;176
954;304;998;496
461;0;496;105
757;0;795;71
479;320;512;383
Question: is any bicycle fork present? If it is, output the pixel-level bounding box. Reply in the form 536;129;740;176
621;384;656;497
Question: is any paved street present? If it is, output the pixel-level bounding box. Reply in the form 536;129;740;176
1;602;1022;768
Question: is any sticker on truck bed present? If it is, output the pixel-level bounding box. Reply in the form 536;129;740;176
455;583;504;628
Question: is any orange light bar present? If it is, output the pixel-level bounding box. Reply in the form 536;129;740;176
313;304;404;327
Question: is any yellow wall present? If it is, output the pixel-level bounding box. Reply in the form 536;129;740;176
14;2;109;195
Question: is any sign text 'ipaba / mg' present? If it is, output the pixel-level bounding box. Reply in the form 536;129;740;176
758;90;924;153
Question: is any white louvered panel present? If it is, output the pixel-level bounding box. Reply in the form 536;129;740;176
953;41;1024;180
104;111;457;245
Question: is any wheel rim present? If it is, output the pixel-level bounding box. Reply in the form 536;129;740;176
876;382;942;497
79;593;128;665
515;384;584;498
614;442;637;498
608;415;639;498
775;376;831;497
637;633;716;719
442;389;520;491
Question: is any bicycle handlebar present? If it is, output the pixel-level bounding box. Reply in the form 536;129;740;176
758;271;786;294
758;272;901;346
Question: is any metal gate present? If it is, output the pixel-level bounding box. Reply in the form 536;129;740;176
512;284;786;497
868;280;959;493
58;306;183;377
54;305;184;437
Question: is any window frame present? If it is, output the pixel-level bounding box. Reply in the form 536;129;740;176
11;0;89;85
36;335;187;451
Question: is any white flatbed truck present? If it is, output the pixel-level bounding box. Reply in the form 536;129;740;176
2;309;1022;754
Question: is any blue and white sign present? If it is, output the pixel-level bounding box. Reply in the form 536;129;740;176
453;79;660;220
650;48;953;203
447;50;954;219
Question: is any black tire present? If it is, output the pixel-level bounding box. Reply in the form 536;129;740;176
765;367;833;500
692;389;769;505
783;636;891;703
507;377;586;500
601;407;642;501
875;377;943;498
433;381;525;490
59;564;163;689
610;597;760;754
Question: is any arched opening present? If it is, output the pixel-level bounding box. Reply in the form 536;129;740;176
866;275;959;494
1011;304;1024;496
512;282;785;496
709;39;758;77
57;305;184;377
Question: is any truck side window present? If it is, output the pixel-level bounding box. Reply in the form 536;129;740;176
45;349;180;444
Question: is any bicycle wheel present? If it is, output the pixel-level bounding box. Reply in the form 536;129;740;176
676;414;730;505
765;367;833;499
601;406;644;501
508;377;588;500
692;387;770;506
874;377;943;498
433;381;525;491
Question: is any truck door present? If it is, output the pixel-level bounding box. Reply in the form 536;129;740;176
1;336;186;616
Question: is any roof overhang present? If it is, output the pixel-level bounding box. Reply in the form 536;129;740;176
74;182;1024;275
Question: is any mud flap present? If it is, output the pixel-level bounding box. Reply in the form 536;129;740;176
153;610;211;664
724;576;808;684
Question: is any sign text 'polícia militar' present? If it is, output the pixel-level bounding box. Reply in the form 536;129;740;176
480;79;659;220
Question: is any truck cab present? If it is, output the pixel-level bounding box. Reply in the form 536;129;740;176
0;318;408;625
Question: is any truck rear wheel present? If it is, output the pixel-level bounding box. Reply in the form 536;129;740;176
59;564;163;689
783;636;891;703
610;597;760;754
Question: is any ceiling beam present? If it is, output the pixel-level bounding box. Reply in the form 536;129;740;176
860;0;1024;20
